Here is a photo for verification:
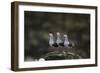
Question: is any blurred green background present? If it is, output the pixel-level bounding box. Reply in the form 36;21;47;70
24;11;90;61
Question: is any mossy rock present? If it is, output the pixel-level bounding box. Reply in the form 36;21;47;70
44;51;82;60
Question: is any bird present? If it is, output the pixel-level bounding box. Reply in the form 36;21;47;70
63;34;70;48
56;32;64;47
49;33;58;47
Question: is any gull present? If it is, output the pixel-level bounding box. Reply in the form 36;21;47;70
49;33;58;47
56;32;64;47
63;34;70;47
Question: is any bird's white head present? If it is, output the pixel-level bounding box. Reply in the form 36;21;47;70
49;33;53;36
64;34;68;38
56;32;60;36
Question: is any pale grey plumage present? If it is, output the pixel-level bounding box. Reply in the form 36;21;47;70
49;33;54;47
64;34;69;47
56;32;63;46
